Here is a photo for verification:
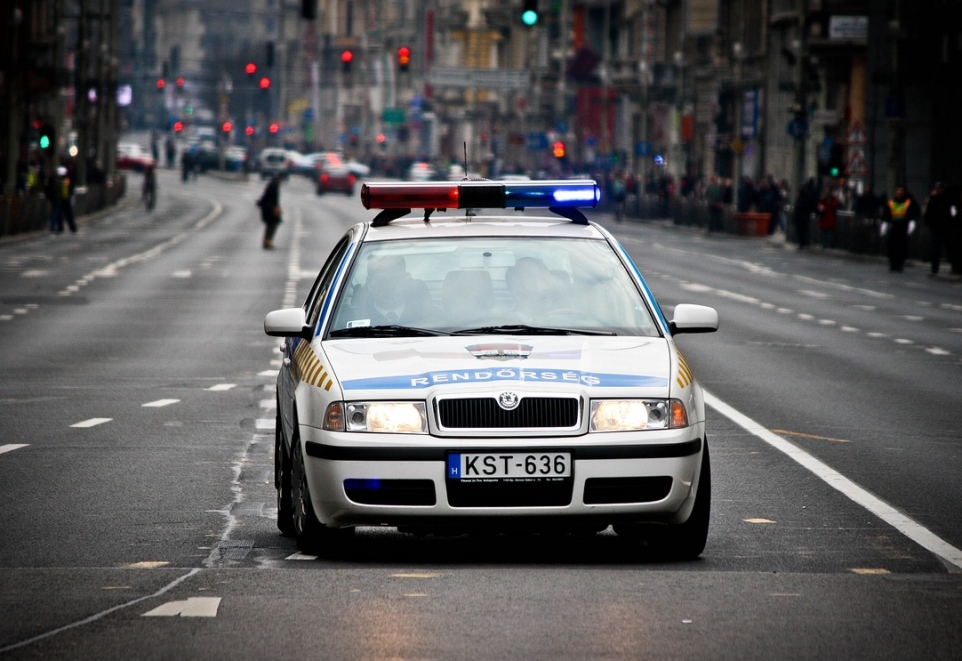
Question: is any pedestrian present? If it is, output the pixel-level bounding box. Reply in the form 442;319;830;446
257;174;283;249
881;185;921;272
816;186;839;249
166;135;176;169
706;175;724;233
60;165;77;232
922;182;954;276
792;178;819;249
948;184;962;275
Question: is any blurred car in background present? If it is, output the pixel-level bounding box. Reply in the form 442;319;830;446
287;150;315;178
259;148;291;179
407;161;437;181
316;161;357;195
117;143;156;172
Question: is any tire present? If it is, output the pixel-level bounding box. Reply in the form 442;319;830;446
274;410;295;536
615;440;711;560
291;433;354;556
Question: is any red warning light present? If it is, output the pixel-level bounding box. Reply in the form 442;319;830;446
245;125;255;137
245;62;257;75
269;122;279;134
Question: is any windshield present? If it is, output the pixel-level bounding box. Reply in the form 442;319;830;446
327;237;661;337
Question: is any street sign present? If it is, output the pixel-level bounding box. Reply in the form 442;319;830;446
382;108;405;124
787;118;809;140
426;67;530;90
525;132;548;151
845;147;869;176
845;121;867;145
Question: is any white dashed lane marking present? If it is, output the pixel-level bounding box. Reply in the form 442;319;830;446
142;399;180;408
172;270;192;278
0;444;29;455
255;418;275;431
143;597;221;618
70;418;112;428
207;383;236;391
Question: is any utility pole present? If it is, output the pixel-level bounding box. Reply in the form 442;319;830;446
886;0;905;194
792;0;810;196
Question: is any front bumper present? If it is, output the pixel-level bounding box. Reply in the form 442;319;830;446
299;426;705;530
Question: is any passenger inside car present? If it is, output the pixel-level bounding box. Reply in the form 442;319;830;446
504;257;564;322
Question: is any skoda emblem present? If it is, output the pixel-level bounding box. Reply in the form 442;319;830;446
498;392;520;410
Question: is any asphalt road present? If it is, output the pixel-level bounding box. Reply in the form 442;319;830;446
1;169;960;660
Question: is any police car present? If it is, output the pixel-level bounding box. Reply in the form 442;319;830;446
264;180;719;558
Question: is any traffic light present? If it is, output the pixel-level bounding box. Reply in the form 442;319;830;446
269;122;279;134
397;46;410;72
222;121;233;134
521;0;539;27
156;78;166;92
828;142;844;178
39;124;55;153
259;76;271;91
245;62;257;76
301;0;317;19
175;77;184;89
552;140;566;159
245;126;255;137
341;50;354;73
173;120;184;133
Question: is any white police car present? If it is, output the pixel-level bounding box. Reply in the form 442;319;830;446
265;180;719;558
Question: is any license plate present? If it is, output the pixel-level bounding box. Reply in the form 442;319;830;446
447;452;572;482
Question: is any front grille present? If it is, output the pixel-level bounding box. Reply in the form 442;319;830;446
437;397;580;429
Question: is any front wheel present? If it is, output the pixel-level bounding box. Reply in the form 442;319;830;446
274;410;294;536
615;440;711;560
291;436;354;556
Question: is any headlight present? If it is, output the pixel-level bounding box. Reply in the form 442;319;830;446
324;402;427;433
589;399;688;431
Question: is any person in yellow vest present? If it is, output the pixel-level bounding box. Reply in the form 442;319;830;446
881;185;920;272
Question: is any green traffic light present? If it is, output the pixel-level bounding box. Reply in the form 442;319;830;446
521;9;538;26
830;167;840;177
39;135;50;149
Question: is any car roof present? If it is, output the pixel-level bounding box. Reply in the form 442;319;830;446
360;214;609;242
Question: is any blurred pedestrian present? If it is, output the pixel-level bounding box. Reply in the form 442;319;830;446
257;174;283;249
817;186;839;248
923;182;956;276
706;175;724;233
881;185;921;272
792;178;819;249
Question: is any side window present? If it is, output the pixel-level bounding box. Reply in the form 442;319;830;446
304;237;352;329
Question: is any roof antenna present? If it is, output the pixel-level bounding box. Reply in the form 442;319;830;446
462;142;468;180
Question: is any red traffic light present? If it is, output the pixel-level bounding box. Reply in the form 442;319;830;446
175;76;185;88
222;121;233;133
376;133;386;143
269;122;279;134
341;50;354;63
259;77;271;90
245;125;255;137
398;46;411;67
552;140;566;158
173;121;184;133
156;78;166;90
245;62;257;75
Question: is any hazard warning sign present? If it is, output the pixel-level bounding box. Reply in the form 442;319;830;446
845;121;867;145
845;147;869;176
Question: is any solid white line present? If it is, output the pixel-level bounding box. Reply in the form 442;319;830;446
70;418;112;428
207;383;236;391
0;444;29;455
142;399;180;408
704;389;962;572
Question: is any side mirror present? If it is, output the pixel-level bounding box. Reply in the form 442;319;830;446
264;308;311;338
669;304;719;335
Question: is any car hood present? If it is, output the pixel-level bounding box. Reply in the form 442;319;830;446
321;336;671;398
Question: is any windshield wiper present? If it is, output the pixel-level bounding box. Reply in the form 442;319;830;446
329;325;452;338
451;324;616;336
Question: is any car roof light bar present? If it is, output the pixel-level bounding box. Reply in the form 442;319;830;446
362;180;600;213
